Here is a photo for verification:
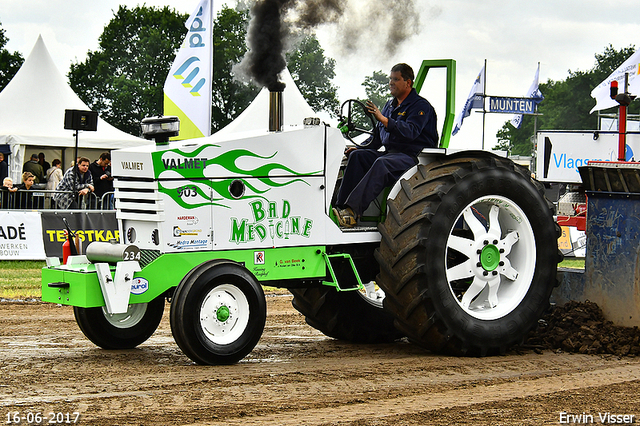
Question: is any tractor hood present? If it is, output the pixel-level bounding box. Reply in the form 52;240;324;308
111;126;332;181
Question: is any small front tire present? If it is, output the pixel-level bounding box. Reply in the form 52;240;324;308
74;296;165;349
170;261;266;365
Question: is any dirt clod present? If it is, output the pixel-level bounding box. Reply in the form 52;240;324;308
524;300;640;357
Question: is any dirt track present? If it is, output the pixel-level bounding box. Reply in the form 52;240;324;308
2;294;640;425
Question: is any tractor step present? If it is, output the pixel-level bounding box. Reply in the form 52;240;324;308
322;252;363;291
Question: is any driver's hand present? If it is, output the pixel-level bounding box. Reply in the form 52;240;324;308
366;100;383;121
344;147;357;158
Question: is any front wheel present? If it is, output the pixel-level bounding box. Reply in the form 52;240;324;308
170;261;266;365
74;296;165;349
376;152;562;356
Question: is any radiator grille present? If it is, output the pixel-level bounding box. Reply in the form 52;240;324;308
114;178;164;222
139;249;162;268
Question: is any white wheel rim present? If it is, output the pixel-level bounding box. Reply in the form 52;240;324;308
358;281;385;308
199;284;250;345
102;303;147;329
445;195;536;320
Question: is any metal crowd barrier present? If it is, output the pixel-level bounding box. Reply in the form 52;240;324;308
0;189;116;211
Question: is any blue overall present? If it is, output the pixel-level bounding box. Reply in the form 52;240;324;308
336;88;438;215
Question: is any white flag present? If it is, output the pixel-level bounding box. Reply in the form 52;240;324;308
590;49;640;113
511;63;543;129
164;0;213;139
452;65;484;136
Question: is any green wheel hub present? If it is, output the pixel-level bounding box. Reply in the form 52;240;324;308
480;244;500;271
216;305;230;322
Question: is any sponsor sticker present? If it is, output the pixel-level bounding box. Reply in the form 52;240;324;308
130;277;149;295
177;215;199;225
167;239;208;250
173;226;203;237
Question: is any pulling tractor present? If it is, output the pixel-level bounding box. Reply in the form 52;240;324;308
42;60;562;364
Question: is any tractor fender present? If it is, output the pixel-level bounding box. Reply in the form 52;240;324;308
387;149;511;203
177;258;250;292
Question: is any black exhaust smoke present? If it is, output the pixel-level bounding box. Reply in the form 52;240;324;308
244;0;291;92
238;0;425;91
241;0;344;90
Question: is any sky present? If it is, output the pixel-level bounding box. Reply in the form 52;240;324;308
2;0;639;150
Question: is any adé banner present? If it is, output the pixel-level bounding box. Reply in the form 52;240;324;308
0;211;46;260
40;211;119;258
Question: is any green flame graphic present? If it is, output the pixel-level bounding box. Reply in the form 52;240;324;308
152;144;321;209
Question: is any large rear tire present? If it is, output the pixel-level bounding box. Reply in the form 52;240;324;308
290;244;402;343
74;296;165;350
376;152;561;356
290;285;402;343
170;261;266;365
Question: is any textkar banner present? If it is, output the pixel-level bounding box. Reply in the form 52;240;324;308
0;211;46;260
41;211;119;258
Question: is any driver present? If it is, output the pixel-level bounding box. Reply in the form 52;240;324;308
333;63;438;228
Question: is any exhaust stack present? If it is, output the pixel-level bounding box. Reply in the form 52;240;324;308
269;90;283;132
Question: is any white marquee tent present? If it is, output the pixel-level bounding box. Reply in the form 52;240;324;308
0;35;150;182
214;68;316;136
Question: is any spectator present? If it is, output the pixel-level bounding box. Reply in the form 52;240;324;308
15;171;43;209
0;152;8;183
38;153;51;175
89;152;113;207
46;159;63;190
1;177;16;190
46;159;63;209
53;157;94;209
1;177;18;209
65;157;80;174
23;153;44;184
18;172;35;189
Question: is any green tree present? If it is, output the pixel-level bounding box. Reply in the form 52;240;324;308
362;70;389;107
495;44;638;155
69;6;188;135
0;23;24;92
68;5;340;135
495;119;536;156
340;70;390;140
286;35;339;117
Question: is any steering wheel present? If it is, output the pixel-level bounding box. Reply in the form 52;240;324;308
338;99;377;148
